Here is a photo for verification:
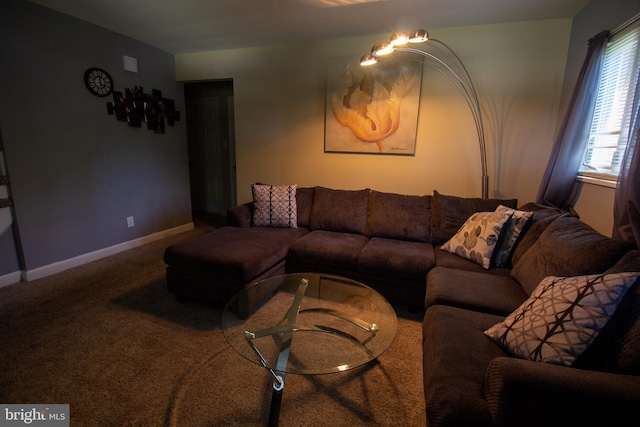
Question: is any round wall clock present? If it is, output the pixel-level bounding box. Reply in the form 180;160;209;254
84;67;113;97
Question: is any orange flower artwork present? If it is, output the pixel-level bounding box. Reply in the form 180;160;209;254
325;56;422;155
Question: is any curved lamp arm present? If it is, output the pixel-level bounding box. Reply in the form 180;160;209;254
362;31;489;198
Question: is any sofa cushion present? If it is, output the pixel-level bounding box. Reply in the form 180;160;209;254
163;226;308;283
492;206;533;267
287;230;369;270
425;267;528;315
296;187;315;228
440;210;513;269
510;215;634;295
608;284;640;375
509;208;565;266
603;251;640;374
365;190;431;242
430;190;517;245
358;237;435;280
309;187;370;234
423;305;508;427
251;183;298;228
227;202;252;228
484;272;640;366
433;248;512;276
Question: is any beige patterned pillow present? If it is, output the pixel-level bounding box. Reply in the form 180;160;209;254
492;205;533;267
440;210;513;269
485;272;640;366
251;184;298;228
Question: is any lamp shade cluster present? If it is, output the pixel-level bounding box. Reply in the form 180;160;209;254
360;29;489;198
360;29;429;66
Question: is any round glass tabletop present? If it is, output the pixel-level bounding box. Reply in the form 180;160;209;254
222;273;398;375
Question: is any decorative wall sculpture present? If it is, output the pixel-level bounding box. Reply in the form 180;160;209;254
106;86;180;134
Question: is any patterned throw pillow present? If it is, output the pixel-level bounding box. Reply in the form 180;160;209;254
251;184;297;228
484;272;640;366
492;205;533;267
440;210;513;269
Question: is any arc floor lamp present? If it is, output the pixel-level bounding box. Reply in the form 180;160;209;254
361;29;489;198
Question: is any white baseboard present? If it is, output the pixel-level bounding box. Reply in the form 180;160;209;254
23;222;195;282
0;271;22;289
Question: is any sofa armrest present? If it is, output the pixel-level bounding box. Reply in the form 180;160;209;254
485;357;640;427
227;203;252;228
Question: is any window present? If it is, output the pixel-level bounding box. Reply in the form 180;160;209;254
579;21;640;188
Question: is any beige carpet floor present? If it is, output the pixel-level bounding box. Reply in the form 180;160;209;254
0;225;426;426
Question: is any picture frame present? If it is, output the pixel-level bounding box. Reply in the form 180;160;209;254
325;54;423;155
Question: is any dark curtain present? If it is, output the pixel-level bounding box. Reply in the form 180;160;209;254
536;31;611;210
613;68;640;247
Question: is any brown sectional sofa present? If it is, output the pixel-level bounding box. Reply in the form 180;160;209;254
163;185;640;426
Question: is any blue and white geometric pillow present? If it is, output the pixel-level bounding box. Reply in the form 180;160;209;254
484;272;640;366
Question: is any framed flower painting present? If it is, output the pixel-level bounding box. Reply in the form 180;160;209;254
325;55;423;155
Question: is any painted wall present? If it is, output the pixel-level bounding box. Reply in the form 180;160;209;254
0;133;20;280
561;0;640;236
0;1;192;279
0;226;19;279
176;19;572;210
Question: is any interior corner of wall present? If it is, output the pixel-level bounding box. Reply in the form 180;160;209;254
0;270;22;288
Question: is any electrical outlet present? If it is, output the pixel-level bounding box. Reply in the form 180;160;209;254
127;216;135;228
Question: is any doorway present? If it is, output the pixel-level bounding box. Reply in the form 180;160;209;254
184;80;237;226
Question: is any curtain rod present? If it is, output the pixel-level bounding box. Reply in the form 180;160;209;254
612;12;640;37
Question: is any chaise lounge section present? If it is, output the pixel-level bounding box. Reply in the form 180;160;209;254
164;225;308;305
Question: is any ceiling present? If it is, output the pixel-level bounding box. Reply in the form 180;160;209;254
27;0;591;54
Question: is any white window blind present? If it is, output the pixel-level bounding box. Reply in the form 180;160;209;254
581;22;640;181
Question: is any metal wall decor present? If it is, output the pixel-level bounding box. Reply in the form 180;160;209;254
106;86;180;134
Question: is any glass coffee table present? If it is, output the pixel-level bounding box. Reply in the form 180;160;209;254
222;273;397;426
